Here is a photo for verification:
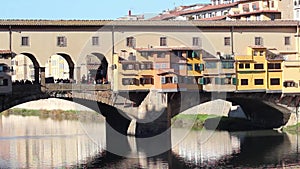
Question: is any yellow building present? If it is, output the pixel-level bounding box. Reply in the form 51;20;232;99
236;46;267;92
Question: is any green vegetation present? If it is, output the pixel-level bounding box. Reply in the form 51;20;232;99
283;123;300;134
172;114;219;130
1;108;104;122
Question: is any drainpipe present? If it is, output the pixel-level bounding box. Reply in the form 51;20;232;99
231;26;234;56
297;21;299;59
112;25;115;91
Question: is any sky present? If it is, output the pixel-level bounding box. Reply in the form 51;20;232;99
2;0;210;20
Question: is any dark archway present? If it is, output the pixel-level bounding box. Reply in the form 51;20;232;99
56;53;75;80
19;52;40;84
89;53;108;84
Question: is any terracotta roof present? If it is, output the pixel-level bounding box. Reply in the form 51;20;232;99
0;50;12;54
229;10;281;17
180;2;238;15
0;20;297;27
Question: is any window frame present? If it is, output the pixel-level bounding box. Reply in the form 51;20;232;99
160;37;167;46
21;36;29;46
92;36;99;46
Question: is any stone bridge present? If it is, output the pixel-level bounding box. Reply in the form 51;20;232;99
1;83;299;137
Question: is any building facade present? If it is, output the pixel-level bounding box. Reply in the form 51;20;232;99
0;20;299;94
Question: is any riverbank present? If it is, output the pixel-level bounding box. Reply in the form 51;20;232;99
172;114;267;131
2;108;104;122
283;123;300;134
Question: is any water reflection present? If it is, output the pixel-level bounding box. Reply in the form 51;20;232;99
0;114;106;168
1;114;300;168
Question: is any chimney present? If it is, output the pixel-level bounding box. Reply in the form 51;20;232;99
128;10;131;16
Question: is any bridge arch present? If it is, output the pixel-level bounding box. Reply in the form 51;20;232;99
82;52;109;84
13;52;41;83
56;53;75;80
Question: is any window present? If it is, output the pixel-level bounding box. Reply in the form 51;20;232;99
270;78;280;85
122;78;138;85
245;63;250;68
193;37;201;46
254;64;264;69
252;3;259;10
92;36;99;46
157;52;166;58
243;4;250;12
194;63;204;71
255;37;263;46
187;64;193;71
160;37;167;46
255;79;264;85
57;36;67;47
140;77;153;85
0;79;8;86
268;63;281;69
161;76;166;84
21;37;29;46
122;63;135;70
239;63;244;69
172;76;178;83
241;79;248;85
259;51;264;56
126;37;135;48
205;62;217;69
284;36;291;45
224;37;230;46
141;51;148;57
221;62;234;69
283;81;297;87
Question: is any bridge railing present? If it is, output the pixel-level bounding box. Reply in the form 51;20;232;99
45;83;111;91
12;84;42;95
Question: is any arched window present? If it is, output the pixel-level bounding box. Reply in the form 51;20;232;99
295;0;297;6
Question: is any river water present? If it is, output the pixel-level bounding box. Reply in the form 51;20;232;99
0;114;300;168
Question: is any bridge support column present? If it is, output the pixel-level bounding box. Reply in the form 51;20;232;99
34;67;39;84
40;67;46;92
69;67;74;80
76;67;81;84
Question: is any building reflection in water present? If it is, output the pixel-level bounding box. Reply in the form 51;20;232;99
172;128;240;166
0;114;106;168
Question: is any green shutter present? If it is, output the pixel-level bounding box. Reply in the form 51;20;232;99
199;77;204;85
200;64;204;71
232;78;237;85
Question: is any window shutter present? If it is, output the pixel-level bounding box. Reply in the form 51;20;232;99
232;78;237;85
200;64;204;71
199;77;204;85
161;76;166;84
172;76;178;83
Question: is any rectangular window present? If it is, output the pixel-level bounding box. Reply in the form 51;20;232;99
239;63;244;69
255;37;263;46
57;36;67;47
192;37;201;46
224;37;230;46
215;77;221;85
241;79;248;85
161;76;166;84
157;52;166;58
205;62;217;69
194;63;204;71
284;36;291;46
270;78;280;85
21;37;29;46
245;63;250;69
255;79;264;85
160;37;167;46
126;37;135;48
187;64;193;71
122;78;138;85
268;63;281;69
221;62;234;69
254;64;264;69
92;36;99;46
283;81;297;87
